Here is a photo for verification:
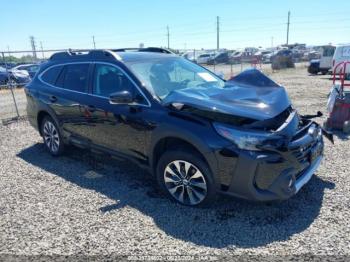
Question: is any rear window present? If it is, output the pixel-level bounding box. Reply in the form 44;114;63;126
342;47;350;57
323;47;335;57
56;64;89;92
41;65;63;85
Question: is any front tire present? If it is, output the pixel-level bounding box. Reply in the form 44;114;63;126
156;149;217;207
40;116;64;156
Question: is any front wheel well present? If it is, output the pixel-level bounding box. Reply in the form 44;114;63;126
152;137;208;172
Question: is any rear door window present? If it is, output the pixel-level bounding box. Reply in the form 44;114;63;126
41;65;63;85
56;64;89;92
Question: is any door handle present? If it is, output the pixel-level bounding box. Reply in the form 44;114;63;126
86;105;96;113
49;95;57;103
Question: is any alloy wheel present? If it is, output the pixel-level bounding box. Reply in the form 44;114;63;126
43;121;60;153
163;160;207;205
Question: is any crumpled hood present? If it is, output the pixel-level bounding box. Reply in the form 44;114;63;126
163;69;291;121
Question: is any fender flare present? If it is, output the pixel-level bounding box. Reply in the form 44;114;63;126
148;123;220;183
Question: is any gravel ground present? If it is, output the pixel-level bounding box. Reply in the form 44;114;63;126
0;88;27;120
0;67;349;260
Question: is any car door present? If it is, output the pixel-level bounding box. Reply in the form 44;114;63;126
81;62;153;161
41;63;93;139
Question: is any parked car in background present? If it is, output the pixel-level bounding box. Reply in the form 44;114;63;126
0;62;16;69
291;49;304;62
25;48;330;206
207;51;230;65
271;49;295;70
307;50;321;61
308;45;335;75
0;65;31;86
229;51;243;64
182;51;200;63
332;44;350;75
254;50;271;62
262;51;274;63
229;51;255;64
196;53;215;64
0;66;9;86
12;63;40;78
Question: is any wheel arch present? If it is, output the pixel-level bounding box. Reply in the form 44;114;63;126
36;108;60;137
150;135;219;183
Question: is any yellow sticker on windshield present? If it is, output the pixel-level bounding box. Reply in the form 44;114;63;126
198;72;217;82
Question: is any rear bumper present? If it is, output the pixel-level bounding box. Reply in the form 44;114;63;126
215;122;324;201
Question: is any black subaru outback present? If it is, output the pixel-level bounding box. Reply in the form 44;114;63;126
25;47;330;206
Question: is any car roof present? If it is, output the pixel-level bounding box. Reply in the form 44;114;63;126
49;49;178;64
115;51;177;62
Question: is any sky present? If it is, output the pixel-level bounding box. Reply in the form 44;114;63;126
0;0;349;54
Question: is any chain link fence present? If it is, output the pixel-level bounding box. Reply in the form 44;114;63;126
0;49;66;124
181;49;273;79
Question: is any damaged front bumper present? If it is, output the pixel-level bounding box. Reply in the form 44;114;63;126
215;119;327;201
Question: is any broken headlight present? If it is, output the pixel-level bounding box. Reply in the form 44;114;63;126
213;122;283;151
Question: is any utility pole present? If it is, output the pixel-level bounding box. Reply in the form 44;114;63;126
6;45;10;58
40;41;44;59
166;26;170;49
216;16;220;51
92;36;96;49
286;11;290;45
30;36;37;59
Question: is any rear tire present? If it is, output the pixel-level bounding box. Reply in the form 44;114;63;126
40;116;64;156
156;149;217;207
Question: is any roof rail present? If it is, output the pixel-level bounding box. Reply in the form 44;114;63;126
112;47;174;54
50;49;119;61
49;47;174;61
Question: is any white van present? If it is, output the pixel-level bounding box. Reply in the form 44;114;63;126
308;45;335;75
319;45;336;74
332;44;350;74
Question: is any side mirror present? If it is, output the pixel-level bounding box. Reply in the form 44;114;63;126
109;90;134;105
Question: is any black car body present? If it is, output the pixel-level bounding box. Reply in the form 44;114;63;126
25;48;329;206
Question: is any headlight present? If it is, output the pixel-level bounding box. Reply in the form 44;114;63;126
213;122;283;151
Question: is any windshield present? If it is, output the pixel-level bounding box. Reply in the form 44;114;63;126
126;57;225;99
